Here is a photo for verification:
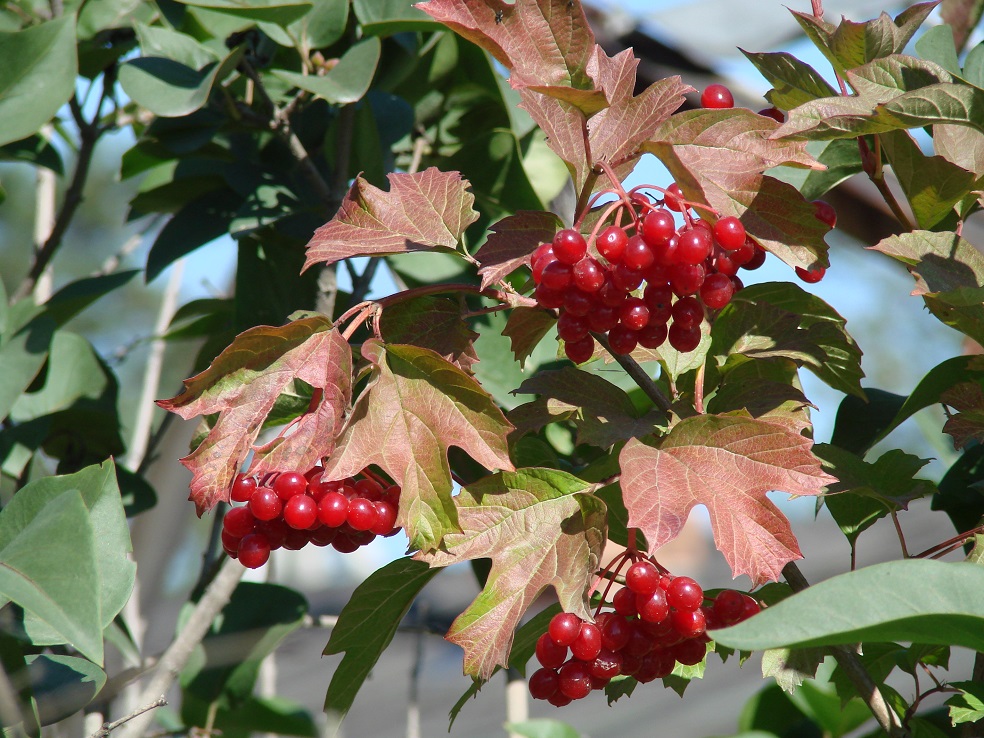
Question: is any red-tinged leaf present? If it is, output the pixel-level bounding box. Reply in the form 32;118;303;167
158;318;351;514
416;0;600;110
509;367;666;448
518;89;592;193
379;296;478;373
302;168;479;271
502;307;556;367
475;211;562;289
321;340;514;551
415;468;606;679
942;382;984;449
620;415;835;585
706;359;814;435
644;109;829;270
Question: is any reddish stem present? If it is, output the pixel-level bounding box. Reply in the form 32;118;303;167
913;523;984;559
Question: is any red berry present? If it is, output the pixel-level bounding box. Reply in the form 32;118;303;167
249;487;282;521
331;532;361;553
713;589;746;625
611;262;644;292
643;284;673;323
667;576;704;611
607;325;638;355
221;531;240;558
553;229;587;265
282;527;310;550
354;478;383;501
637;589;670;624
532;250;554;283
547;690;572;707
572;257;605;293
529;668;560;700
741;595;761;621
671;296;703;329
664;183;685;212
536;632;568;669
641;208;676;247
622;235;654;271
237;533;271;568
571;622;603;661
637;322;668;349
742;246;767;270
534;284;565;309
713;251;740;277
812;199;837;228
597;226;628;264
558;660;593;700
637;649;676;681
601;614;632;651
670;262;705;296
318;491;349;527
670;608;706;639
653;233;681;267
586;305;619;333
274;471;307;500
612;586;638;617
676;227;713;265
308;525;338;547
283;494;318;530
758;106;785;123
254;518;288;549
729;238;756;266
619;297;650;331
347;498;379;531
370;500;399;535
623;623;654;658
223;505;257;538
795;265;826;283
589;649;622;679
565;335;595;364
231;474;257;503
548;612;582;647
668;322;702;353
701;83;734;109
541;260;573;291
625;560;660;595
713;216;746;250
672;638;707;666
700;272;735;309
557;312;590;343
597;276;627;308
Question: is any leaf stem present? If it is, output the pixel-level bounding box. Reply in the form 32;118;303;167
912;523;984;559
782;562;909;738
694;361;707;414
592;333;672;413
890;511;911;558
859;135;915;231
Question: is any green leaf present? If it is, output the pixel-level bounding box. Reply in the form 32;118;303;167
0;489;102;664
133;21;218;68
706;357;812;434
828;642;901;707
870;231;984;346
0;17;77;148
119;46;244;118
286;0;347;49
502;307;556;368
506;719;583;738
879;129;975;229
418;469;605;678
830;388;906;456
714;559;984;654
182;582;307;704
946;681;984;725
963;40;984;87
353;0;435;35
174;0;313;25
0;133;64;174
12;461;134;645
323;558;439;721
738;682;819;737
761;647;825;692
740;50;837;110
0;314;53;423
273;37;380;104
182;693;317;737
771;139;864;202
379;296;477;373
39;271;140;328
915;24;961;75
27;654;106;726
935;444;984;536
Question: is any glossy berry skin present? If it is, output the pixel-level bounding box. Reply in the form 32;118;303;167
676;227;713;265
318;491;349;528
643;284;673;323
557;312;589;343
671;296;703;329
601;615;632;651
795;265;826;283
612;586;638;617
587;305;618;333
564;285;595;315
370;500;399;535
573;257;605;292
565;335;595;364
249;487;282;521
622;235;655;271
701;83;734;109
597;226;628;264
700;272;736;309
223;506;256;538
536;633;568;669
663;183;685;212
558;661;593;700
347;498;379;531
741;595;762;620
237;533;271;569
672;638;708;666
619;297;650;331
231;474;257;503
283;494;318;530
637;322;668;349
541;261;573;291
626;560;660;595
274;471;307;500
611;263;644;292
742;246;767;271
589;649;622;679
670;608;707;639
713;589;747;624
637;589;670;624
713;216;746;250
758;106;785;123
534;284;565;309
669;263;705;296
667;576;704;611
552;229;587;264
812;199;837;228
668;323;702;353
607;325;638;356
642;208;676;247
528;668;560;700
570;623;603;661
548;612;582;647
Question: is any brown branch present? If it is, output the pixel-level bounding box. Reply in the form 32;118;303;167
592;333;672;413
87;697;167;738
782;562;909;738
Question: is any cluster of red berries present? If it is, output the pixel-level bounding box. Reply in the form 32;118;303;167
528;560;760;706
221;468;401;568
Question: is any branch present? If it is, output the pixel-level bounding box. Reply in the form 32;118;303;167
87;697;167;738
116;557;244;738
592;333;672;413
782;562;909;738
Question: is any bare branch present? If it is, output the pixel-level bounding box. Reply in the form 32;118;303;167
592;333;672;412
87;696;167;738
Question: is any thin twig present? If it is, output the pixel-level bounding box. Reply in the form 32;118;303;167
87;696;167;738
116;558;245;738
782;562;909;738
592;333;672;412
890;511;910;558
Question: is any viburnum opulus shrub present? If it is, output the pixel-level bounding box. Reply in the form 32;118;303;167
154;0;984;734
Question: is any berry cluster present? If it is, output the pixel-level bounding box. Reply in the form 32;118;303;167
221;468;401;568
528;560;760;706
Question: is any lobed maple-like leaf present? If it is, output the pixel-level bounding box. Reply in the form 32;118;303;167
619;415;835;585
416;468;606;679
502;306;556;367
321;340;514;551
517;89;592;192
302;168;479;272
644;109;829;270
379;296;478;373
475;210;562;289
706;358;813;435
158;317;352;514
942;382;984;449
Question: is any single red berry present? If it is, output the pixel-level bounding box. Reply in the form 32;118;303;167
597;276;628;308
308;525;338;547
643;283;673;323
729;237;757;266
528;667;560;700
622;235;655;271
273;471;307;500
354;478;383;501
255;518;289;550
558;660;593;700
671;296;704;329
812;199;837;228
740;595;762;621
282;527;310;550
623;623;654;658
619;297;650;331
557;311;590;343
565;335;595;364
713;589;746;624
619;653;642;676
586;305;619;333
570;622;603;661
700;272;735;310
249;487;282;521
607;325;638;355
795;265;826;283
669;262;706;296
701;83;734;109
572;257;605;293
308;475;342;503
231;474;257;503
611;262;644;292
532;250;554;283
667;576;704;611
742;246;766;271
713;251;740;277
223;505;257;538
637;589;670;624
612;586;638;617
331;532;361;553
237;533;271;569
536;632;568;669
672;638;708;666
668;322;702;353
670;608;706;639
347;498;379;531
626;560;660;595
541;260;573;291
713;216;746;250
643;261;671;285
597;226;628;264
638;322;668;349
676;227;713;265
601;614;632;652
637;649;676;681
732;275;745;292
283;494;318;530
589;649;622;679
663;183;685;212
318;491;349;528
534;284;565;309
758;106;785;123
553;229;587;264
653;233;681;267
641;208;676;247
370;500;399;535
548;612;583;647
222;531;240;558
547;690;573;707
